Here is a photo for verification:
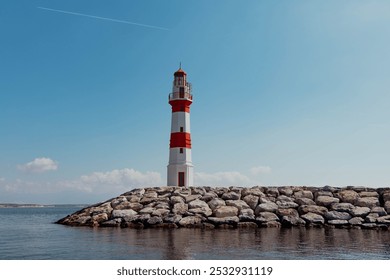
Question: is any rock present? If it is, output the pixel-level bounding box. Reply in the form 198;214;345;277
348;217;364;225
151;209;170;217
225;200;250;211
314;191;333;198
262;221;281;228
255;202;278;214
281;216;306;227
325;211;352;220
112;209;138;219
191;187;207;195
359;191;379;198
140;196;158;205
294;190;314;200
188;207;212;217
132;214;151;223
185;194;202;203
111;197;127;208
371;207;387;216
188;199;209;209
361;223;378;229
336;190;359;204
138;207;155;215
365;213;379;223
383;191;390;202
163;214;182;224
265;187;279;197
243;195;259;210
126;195;141;203
91;213;108;223
256;212;279;223
208;216;239;225
239;208;254;216
350;206;371;217
170;195;185;204
330;203;355;212
239;214;256;222
101;218;121;227
208;198;226;210
355;197;379;208
276;195;295;202
155;202;170;209
276;201;299;209
155;186;174;195
278;187;294;196
127;203;143;211
173;188;191;197
328;220;349;226
376;215;390;224
221;192;241;200
178;216;203;227
241;187;265;197
384;201;390;213
295;198;316;206
276;208;299;218
315;196;339;207
301;213;325;224
172;203;188;215
147;216;163;225
213;206;238;218
298;205;328;216
200;192;218;202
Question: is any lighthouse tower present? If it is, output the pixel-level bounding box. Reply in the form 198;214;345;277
167;67;194;186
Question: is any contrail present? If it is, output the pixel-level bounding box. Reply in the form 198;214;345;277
37;6;169;31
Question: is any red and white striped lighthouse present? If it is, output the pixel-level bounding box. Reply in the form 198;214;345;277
167;66;194;186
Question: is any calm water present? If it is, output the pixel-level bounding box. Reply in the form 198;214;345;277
0;206;389;260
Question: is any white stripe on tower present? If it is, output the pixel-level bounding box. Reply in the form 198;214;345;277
167;66;194;187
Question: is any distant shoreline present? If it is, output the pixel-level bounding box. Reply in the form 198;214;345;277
0;203;88;208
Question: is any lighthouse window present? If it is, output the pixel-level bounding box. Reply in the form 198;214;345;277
179;87;184;98
180;148;183;154
180;127;184;132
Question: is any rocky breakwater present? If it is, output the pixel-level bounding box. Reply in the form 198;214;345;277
57;186;390;230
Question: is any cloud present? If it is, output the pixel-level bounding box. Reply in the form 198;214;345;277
250;166;271;176
195;171;251;186
0;177;5;182
18;157;58;173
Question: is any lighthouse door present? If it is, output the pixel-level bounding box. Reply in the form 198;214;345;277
178;172;185;186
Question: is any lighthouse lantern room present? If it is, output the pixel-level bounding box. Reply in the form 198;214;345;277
167;67;194;186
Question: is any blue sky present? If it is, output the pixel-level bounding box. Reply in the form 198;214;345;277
1;0;390;204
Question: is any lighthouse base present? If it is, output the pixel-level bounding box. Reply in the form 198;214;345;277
167;164;194;187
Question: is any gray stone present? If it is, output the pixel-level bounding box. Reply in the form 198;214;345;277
208;198;226;210
294;190;314;200
213;206;238;218
295;198;316;206
256;212;279;223
350;206;371;217
298;205;328;216
151;208;170;217
208;216;239;225
112;209;138;218
328;219;349;226
336;190;359;204
384;201;390;213
330;203;355;212
178;216;203;227
365;213;379;223
242;195;259;210
138;207;155;215
91;213;108;223
278;187;294;196
355;197;379;208
265;187;280;197
371;207;387;216
200;192;218;202
383;191;390;202
314;191;333;198
147;216;163;225
226;200;250;211
237;222;258;228
132;214;151;223
359;191;379;198
255;202;278;214
240;208;254;216
163;214;182;224
101;218;121;227
348;217;364;225
376;215;390;224
111;197;127;208
262;221;281;228
241;187;265;197
315;196;339;207
301;213;325;224
188;199;209;209
188;207;212;216
281;216;306;227
325;211;352;220
361;223;378;229
127;202;143;211
126;195;141;203
172;203;188;215
276;208;299;218
184;194;202;203
191;187;207;195
276;201;299;209
170;196;185;204
221;191;241;200
276;195;295;202
239;214;256;222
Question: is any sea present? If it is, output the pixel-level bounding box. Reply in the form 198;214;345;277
0;205;389;260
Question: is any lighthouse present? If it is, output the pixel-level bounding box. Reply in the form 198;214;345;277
167;67;194;187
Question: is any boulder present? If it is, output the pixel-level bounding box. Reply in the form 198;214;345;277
359;191;379;198
278;187;294;196
163;214;182;224
241;187;265;197
276;201;299;209
325;211;352;220
314;191;333;198
256;212;279;223
127;202;143;211
237;222;258;228
200;192;218;202
382;191;390;202
281;216;306;227
111;209;138;219
172;203;188;215
221;191;241;200
348;217;364;225
101;218;121;227
295;198;316;206
178;216;203;227
255;202;278;214
213;206;239;218
261;221;281;228
350;206;371;217
240;208;254;216
315;196;339;207
294;190;314;200
242;195;259;210
188;199;209;209
188;207;212;217
239;214;256;222
328;220;349;226
147;216;163;226
330;203;355;212
184;194;202;203
301;213;325;224
138;207;155;215
151;209;170;217
91;213;108;223
126;195;141;203
371;207;387;216
336;190;359;204
365;213;379;223
355;197;379;208
265;187;279;197
208;198;226;210
276;208;299;218
170;196;185;204
208;216;239;225
226;200;250;211
276;195;295;202
384;201;390;213
298;205;328;216
376;215;390;224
